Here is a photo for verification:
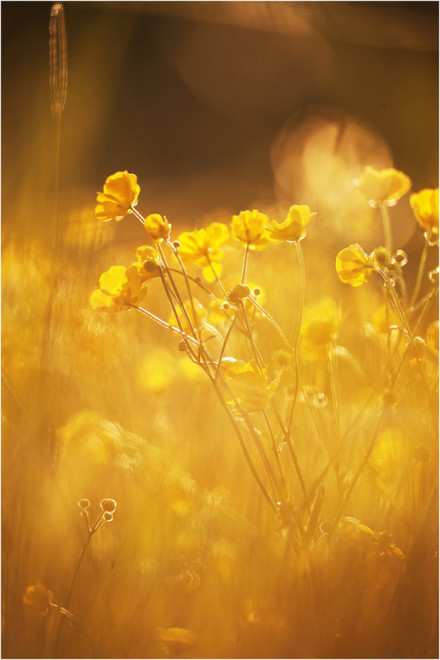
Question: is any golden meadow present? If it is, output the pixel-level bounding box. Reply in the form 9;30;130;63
2;3;438;659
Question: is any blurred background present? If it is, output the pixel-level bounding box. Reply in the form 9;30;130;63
2;1;438;235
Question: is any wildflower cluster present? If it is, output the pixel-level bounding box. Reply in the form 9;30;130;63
91;167;438;555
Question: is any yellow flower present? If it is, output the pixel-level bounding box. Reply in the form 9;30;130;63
157;627;197;656
355;166;411;207
335;243;374;287
132;245;161;283
90;265;146;312
177;222;229;281
370;304;399;334
137;349;176;394
230;210;271;247
300;297;341;360
144;213;171;242
346;519;405;559
268;205;316;242
96;171;140;222
169;298;207;333
222;360;278;413
23;582;53;617
426;320;439;355
410;188;439;242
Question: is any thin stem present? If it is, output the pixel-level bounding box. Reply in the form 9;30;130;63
410;239;429;308
215;309;240;377
50;603;97;658
241;242;250;283
286;241;305;434
167;240;201;338
209;377;278;513
327;343;341;441
272;402;308;500
131;305;199;346
53;517;99;655
206;254;228;298
379;203;393;254
263;410;289;502
327;410;384;541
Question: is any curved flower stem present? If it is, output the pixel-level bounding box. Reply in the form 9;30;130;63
209;376;278;513
241;242;250;283
167;240;200;337
327;410;384;541
206;254;228;298
250;299;295;352
50;604;97;658
327;343;341;442
286;240;305;434
132;305;199;346
271;401;308;501
379;203;393;254
130;205;146;227
215;310;240;377
262;410;289;502
410;239;429;308
53;511;105;655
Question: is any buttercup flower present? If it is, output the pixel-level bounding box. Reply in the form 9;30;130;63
132;245;162;283
355;166;411;207
370;304;399;334
90;265;146;312
222;360;278;413
426;320;439;355
231;210;271;247
344;518;405;559
268;205;316;242
335;243;374;287
96;171;140;222
144;214;171;242
177;222;229;281
169;298;207;333
300;297;341;360
410;188;439;243
23;582;53;617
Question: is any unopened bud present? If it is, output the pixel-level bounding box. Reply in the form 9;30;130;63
428;267;439;285
100;498;117;513
392;249;408;267
372;246;392;269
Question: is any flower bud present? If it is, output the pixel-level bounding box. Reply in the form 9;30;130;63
372;246;392;269
391;249;408;267
100;498;117;513
428;267;439;285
